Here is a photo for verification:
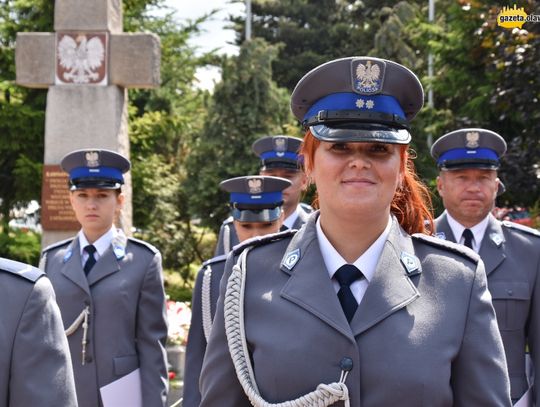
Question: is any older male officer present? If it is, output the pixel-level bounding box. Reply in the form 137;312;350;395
183;175;291;407
0;257;78;406
432;128;540;405
40;149;168;407
214;135;311;255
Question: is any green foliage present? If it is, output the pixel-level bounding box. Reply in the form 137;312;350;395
185;38;294;232
0;0;50;225
409;0;540;205
163;265;200;302
127;7;216;283
231;0;427;90
0;227;41;265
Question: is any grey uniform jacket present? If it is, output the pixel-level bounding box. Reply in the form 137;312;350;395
436;213;540;401
200;213;511;406
40;232;168;407
183;254;227;407
0;257;78;407
214;203;313;256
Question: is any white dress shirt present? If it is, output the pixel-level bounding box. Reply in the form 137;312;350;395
445;211;489;253
78;226;116;267
316;216;392;305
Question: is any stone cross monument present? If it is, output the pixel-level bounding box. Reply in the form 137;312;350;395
15;0;160;248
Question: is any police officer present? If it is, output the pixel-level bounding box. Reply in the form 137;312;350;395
0;257;78;406
432;128;540;404
183;175;291;407
40;149;168;407
199;57;511;406
214;135;311;256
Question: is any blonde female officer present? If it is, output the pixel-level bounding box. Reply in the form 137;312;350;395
199;57;511;406
183;175;291;407
40;149;168;407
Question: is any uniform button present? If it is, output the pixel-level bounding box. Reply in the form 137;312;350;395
507;289;513;296
340;357;353;372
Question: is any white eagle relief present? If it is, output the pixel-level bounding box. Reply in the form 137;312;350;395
356;61;381;91
58;35;105;84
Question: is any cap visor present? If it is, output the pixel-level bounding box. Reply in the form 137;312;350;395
310;123;411;144
70;180;122;190
232;207;281;222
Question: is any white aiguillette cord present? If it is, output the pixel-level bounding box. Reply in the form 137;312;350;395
224;247;351;407
65;305;90;365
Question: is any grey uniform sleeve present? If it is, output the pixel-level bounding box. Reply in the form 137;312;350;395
182;269;206;407
136;251;169;407
200;255;252;407
527;252;540;404
10;277;78;407
451;259;512;406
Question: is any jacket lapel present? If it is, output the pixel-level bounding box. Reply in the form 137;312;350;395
351;219;420;336
60;239;90;295
87;245;121;286
280;213;354;341
478;215;506;276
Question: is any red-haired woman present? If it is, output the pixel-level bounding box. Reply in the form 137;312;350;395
198;57;511;407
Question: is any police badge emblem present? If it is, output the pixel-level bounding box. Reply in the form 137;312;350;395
435;232;446;240
273;136;287;157
400;252;420;275
465;132;480;148
490;233;503;247
283;248;300;270
85;151;100;167
247;177;263;194
352;59;385;94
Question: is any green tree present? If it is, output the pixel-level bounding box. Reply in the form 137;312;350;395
411;0;540;209
0;0;52;231
126;7;217;282
231;0;428;91
185;38;295;232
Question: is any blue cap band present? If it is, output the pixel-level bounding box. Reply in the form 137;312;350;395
438;148;499;165
304;93;406;122
230;191;283;205
260;151;299;161
70;166;124;183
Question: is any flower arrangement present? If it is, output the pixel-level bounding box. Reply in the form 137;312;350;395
166;300;192;346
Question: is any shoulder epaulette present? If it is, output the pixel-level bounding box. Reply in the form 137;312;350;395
502;221;540;238
412;233;480;263
127;237;159;254
232;229;297;256
202;253;228;267
299;202;314;214
0;257;44;282
221;216;234;226
41;237;73;253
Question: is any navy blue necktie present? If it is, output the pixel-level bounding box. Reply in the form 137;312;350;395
462;229;474;250
84;245;97;275
335;264;364;322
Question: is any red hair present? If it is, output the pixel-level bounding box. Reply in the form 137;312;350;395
300;130;434;235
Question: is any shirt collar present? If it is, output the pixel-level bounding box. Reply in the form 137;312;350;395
316;215;392;283
283;205;301;229
445;211;489;251
78;226;117;257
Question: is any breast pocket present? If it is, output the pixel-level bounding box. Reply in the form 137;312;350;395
113;354;139;377
489;281;530;331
